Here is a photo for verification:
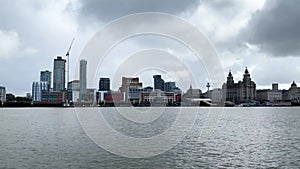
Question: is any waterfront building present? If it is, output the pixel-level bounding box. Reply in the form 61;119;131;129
103;91;125;104
282;81;300;101
126;86;158;104
222;68;256;103
79;59;87;100
32;81;49;101
0;86;6;102
127;86;144;103
257;89;282;103
26;93;32;100
143;86;153;92
32;82;41;102
68;80;80;91
164;81;181;94
97;77;112;104
119;77;142;92
141;90;175;104
86;88;96;104
97;90;108;103
180;85;202;105
41;91;66;103
53;56;66;91
153;75;165;91
256;83;282;103
203;88;224;104
40;81;48;91
272;83;278;90
182;85;202;100
68;80;80;102
40;70;51;90
165;82;176;92
119;77;143;101
99;78;110;91
282;90;289;101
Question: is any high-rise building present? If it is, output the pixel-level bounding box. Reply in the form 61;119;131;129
40;70;51;90
153;75;165;91
32;81;48;101
53;56;66;91
40;81;48;91
99;78;110;91
80;59;87;100
32;82;41;101
0;86;6;102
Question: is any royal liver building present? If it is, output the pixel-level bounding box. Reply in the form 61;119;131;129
222;68;256;103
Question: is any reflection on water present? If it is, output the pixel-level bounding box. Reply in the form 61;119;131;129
0;107;299;168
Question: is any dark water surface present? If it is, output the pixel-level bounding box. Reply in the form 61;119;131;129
0;107;299;168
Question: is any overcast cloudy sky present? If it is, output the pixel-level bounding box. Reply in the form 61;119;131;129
1;0;300;95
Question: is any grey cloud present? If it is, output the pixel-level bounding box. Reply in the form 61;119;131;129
201;0;239;13
0;0;79;95
77;0;200;22
245;0;300;57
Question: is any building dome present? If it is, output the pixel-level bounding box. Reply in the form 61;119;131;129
291;81;297;87
244;67;249;74
228;70;232;77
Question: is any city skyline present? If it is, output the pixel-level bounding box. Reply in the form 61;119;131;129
1;54;300;96
1;0;300;95
1;55;300;106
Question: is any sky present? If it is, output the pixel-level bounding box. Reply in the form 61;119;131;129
1;0;300;96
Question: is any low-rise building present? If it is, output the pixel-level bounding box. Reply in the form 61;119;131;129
256;83;282;103
41;91;65;103
141;90;175;105
210;88;224;104
86;88;96;104
182;85;202;101
257;90;282;103
128;86;144;102
103;91;125;103
282;81;300;101
119;77;142;92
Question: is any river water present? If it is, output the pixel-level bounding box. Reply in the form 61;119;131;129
0;107;299;168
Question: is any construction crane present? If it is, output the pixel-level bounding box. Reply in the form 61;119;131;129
65;38;74;106
66;38;74;89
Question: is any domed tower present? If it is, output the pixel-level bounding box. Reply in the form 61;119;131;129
222;70;237;102
289;81;299;101
290;81;297;90
226;70;234;85
243;67;251;83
